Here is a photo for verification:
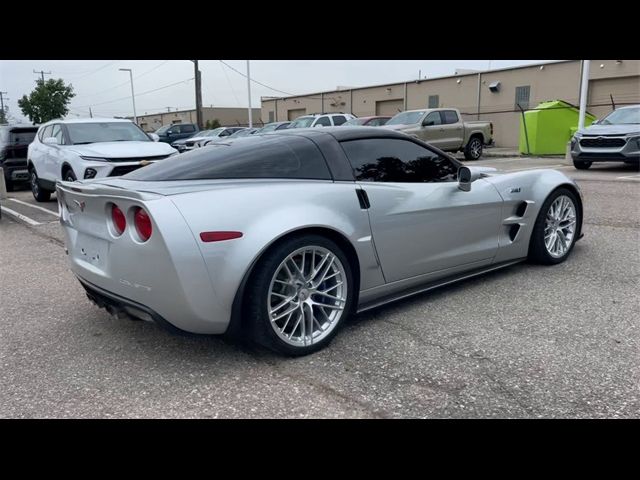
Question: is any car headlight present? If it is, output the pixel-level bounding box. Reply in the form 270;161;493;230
80;156;108;162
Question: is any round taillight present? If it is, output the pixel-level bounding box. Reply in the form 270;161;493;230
111;204;126;235
134;207;152;242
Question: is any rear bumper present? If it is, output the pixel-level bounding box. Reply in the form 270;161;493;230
1;160;29;182
79;276;190;335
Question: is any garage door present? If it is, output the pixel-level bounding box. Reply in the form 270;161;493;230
287;109;306;121
375;99;404;116
589;76;640;107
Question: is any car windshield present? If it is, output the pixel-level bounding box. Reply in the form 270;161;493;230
155;125;170;134
229;129;256;138
258;123;280;133
66;122;151;144
386;111;426;125
8;128;38;144
288;117;315;128
599;107;640;125
203;128;225;137
344;118;367;126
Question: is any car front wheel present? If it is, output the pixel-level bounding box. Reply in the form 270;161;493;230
464;137;483;160
573;160;592;170
246;234;353;356
528;188;580;265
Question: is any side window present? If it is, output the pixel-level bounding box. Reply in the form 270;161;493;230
371;118;389;126
182;124;196;133
340;138;458;183
442;110;459;124
41;125;53;141
332;115;347;126
51;124;66;145
315;116;331;127
423;112;442;126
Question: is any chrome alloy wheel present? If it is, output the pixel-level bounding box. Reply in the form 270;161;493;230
267;246;348;347
470;138;482;158
31;171;39;196
544;195;577;258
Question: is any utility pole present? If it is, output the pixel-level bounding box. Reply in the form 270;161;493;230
578;60;591;131
89;107;93;118
0;92;7;123
119;68;137;124
33;70;52;83
246;60;252;128
166;107;172;112
191;60;203;130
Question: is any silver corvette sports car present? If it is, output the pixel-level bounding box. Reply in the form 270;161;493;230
56;127;584;355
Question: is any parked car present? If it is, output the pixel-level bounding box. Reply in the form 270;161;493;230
155;123;199;143
196;127;249;147
28;118;177;202
570;105;640;170
343;116;391;127
288;113;356;129
384;108;493;160
172;127;245;152
1;124;38;191
56;126;583;356
202;128;260;146
256;121;291;133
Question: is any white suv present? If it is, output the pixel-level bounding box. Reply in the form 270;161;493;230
28;118;177;202
287;113;355;129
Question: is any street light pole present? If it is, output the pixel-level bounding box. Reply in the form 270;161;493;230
578;60;590;131
119;68;137;124
191;60;203;130
246;60;252;128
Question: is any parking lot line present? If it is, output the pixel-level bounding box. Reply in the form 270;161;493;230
0;206;42;226
616;174;640;180
9;198;60;217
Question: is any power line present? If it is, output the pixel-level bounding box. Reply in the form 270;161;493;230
218;61;241;107
73;77;195;109
67;61;119;80
219;60;295;96
33;70;52;82
73;61;171;100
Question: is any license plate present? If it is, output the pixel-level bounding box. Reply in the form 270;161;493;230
75;233;109;270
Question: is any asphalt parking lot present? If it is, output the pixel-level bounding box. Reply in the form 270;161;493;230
1;156;639;418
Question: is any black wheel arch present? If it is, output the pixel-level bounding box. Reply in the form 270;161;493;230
225;226;361;340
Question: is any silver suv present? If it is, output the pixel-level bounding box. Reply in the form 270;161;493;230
288;113;355;129
570;105;640;169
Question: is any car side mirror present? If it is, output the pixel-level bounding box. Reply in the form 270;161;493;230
458;166;483;192
43;137;59;145
148;133;160;142
423;120;434;126
314;123;325;128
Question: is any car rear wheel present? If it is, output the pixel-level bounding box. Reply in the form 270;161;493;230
30;169;51;202
573;160;592;170
245;234;353;356
528;188;580;265
464;137;483;160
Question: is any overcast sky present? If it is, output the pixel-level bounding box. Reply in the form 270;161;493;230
1;60;556;123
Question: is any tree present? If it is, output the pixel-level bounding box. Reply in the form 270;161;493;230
205;118;221;129
18;78;75;125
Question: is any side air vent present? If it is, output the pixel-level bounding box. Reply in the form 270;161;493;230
515;201;528;217
509;224;521;242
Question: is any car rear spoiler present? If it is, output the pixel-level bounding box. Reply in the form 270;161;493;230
56;180;162;201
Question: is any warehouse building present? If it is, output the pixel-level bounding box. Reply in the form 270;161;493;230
260;60;640;147
134;107;262;132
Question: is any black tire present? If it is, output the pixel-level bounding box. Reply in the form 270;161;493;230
573;160;592;170
4;178;14;192
245;234;354;356
30;169;51;202
63;168;77;182
464;136;483;160
528;187;581;265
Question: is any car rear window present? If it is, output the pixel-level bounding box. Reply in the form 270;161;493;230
124;135;332;181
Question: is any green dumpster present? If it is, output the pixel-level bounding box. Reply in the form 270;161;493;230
519;100;596;155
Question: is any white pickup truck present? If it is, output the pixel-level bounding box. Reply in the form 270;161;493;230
384;108;493;160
